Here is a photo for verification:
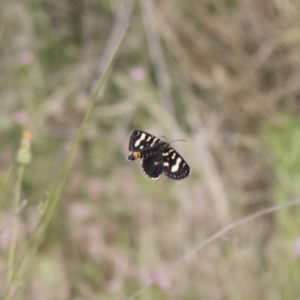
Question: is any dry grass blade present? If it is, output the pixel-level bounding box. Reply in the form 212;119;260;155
128;198;300;299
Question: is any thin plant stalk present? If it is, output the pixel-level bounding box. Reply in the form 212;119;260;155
2;26;127;300
5;165;25;289
128;197;300;300
4;129;32;297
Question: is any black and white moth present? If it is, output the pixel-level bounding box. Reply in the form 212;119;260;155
126;130;190;180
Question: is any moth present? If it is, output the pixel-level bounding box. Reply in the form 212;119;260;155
126;130;190;180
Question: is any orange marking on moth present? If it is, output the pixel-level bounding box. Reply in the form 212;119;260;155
132;151;141;159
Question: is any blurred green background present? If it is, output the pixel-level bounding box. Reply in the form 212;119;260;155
1;0;300;299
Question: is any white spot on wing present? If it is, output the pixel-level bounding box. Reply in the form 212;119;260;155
150;138;158;147
134;133;146;147
171;157;182;172
163;162;169;167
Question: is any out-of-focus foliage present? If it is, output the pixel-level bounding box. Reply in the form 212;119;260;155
1;0;300;299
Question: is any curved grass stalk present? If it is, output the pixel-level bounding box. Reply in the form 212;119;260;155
3;24;128;300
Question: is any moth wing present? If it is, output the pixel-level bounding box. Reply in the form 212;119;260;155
162;148;191;180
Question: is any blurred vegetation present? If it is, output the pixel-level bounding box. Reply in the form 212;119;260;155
1;0;300;299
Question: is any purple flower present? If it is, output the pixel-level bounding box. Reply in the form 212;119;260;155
12;110;28;125
130;67;146;82
144;270;171;290
17;50;34;65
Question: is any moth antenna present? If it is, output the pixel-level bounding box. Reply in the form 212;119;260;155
160;135;167;142
169;139;187;144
